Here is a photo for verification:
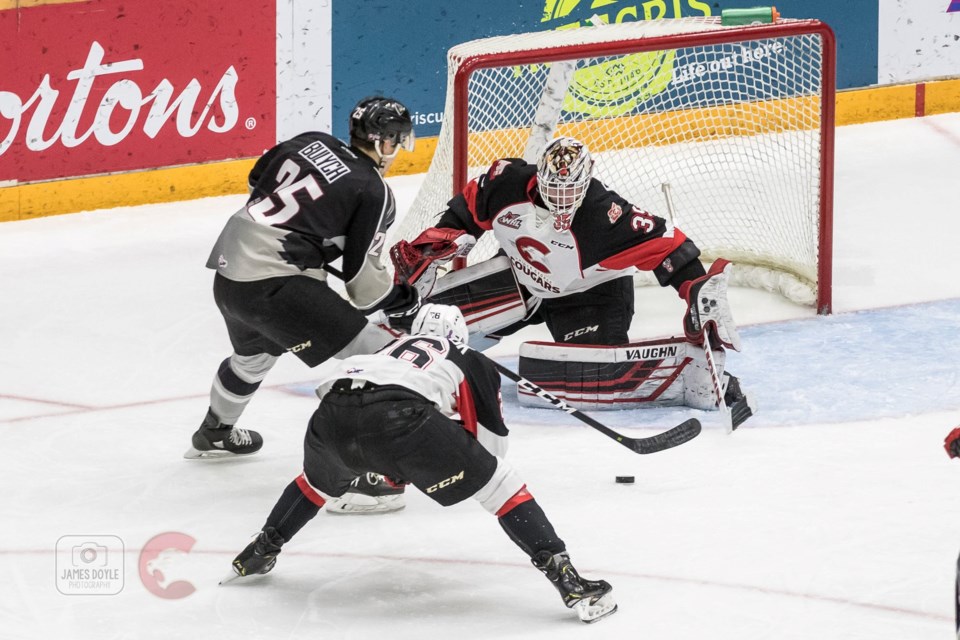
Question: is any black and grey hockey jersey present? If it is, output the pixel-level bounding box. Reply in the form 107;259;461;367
436;159;702;298
315;336;509;457
206;132;396;311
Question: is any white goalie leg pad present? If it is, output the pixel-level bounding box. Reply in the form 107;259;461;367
429;256;528;336
517;338;726;411
473;459;525;515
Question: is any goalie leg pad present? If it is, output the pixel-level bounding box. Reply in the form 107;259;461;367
428;256;528;336
517;338;726;411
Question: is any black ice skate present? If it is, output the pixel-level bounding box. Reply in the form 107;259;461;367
325;472;406;515
220;527;284;584
183;409;263;459
723;373;756;431
532;550;617;623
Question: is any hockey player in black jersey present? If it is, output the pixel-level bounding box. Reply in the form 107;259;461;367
392;136;753;426
221;304;617;624
187;97;422;469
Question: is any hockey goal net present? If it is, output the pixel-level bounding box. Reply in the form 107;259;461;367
395;17;836;313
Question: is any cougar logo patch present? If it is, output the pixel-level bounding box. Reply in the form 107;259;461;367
515;236;551;272
607;202;622;224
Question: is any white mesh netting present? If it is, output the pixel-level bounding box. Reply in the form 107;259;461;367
396;17;833;309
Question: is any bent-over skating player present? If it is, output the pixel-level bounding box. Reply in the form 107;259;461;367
392;136;752;426
186;97;425;507
222;304;617;624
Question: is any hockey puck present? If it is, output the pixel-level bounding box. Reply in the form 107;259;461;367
615;475;635;484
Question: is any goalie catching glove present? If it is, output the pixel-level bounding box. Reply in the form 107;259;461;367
390;227;476;297
679;258;742;352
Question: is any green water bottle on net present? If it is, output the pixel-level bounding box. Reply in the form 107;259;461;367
720;6;780;26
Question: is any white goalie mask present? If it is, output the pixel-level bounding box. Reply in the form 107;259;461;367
410;304;469;344
536;137;594;230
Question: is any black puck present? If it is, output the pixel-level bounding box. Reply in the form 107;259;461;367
615;475;635;484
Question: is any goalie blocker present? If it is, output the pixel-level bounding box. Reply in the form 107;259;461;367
518;338;753;421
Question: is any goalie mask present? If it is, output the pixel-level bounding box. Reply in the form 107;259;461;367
536;137;594;230
349;96;415;161
411;304;469;345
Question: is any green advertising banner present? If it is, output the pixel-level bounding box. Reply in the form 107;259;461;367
331;0;877;139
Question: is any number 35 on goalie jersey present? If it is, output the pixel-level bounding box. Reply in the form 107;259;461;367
315;336;509;457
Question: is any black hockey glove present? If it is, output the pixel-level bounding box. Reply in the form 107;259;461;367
382;282;422;333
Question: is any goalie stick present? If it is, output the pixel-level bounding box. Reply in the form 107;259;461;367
661;183;736;433
490;360;701;455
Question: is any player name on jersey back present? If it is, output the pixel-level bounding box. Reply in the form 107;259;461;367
298;140;351;183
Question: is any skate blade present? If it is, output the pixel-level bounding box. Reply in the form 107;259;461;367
219;568;271;585
575;593;618;624
324;495;405;515
183;446;257;460
218;569;242;585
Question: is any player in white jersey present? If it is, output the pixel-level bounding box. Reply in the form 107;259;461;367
222;305;617;624
392;136;751;425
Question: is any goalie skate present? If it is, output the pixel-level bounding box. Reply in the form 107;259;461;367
325;472;406;515
184;409;263;459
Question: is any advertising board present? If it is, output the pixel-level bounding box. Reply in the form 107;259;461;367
0;0;276;183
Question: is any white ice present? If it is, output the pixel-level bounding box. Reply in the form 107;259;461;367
2;114;960;640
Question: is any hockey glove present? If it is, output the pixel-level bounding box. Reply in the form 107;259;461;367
944;426;960;458
679;258;742;352
390;227;476;297
380;282;422;333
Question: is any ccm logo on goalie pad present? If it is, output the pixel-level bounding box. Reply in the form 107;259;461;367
426;470;464;493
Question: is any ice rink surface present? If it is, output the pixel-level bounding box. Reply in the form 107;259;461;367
2;114;960;639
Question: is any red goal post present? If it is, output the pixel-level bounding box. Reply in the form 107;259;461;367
396;17;836;314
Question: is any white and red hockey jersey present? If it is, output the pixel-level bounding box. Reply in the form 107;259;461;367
315;336;508;457
435;158;702;298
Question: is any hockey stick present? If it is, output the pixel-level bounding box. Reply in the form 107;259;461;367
379;272;700;453
660;183;735;433
490;360;701;455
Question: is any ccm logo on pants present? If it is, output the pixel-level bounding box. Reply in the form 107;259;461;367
427;470;464;493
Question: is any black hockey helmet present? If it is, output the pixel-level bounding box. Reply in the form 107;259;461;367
349;96;415;157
